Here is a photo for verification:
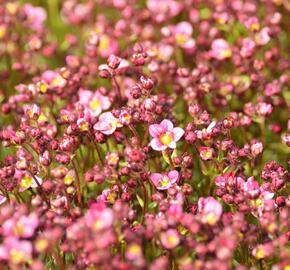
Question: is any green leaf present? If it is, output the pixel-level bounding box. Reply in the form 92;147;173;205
136;194;144;208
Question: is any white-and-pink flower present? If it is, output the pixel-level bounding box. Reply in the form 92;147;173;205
94;112;123;135
198;197;223;225
210;39;232;60
149;119;184;151
150;170;179;190
78;89;111;117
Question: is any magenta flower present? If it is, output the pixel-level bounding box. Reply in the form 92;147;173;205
160;229;180;249
149;119;184;151
210;39;232;60
198;197;223;225
93;112;123;135
78;89;111;117
150;170;179;190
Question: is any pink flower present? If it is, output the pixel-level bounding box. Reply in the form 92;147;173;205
255;27;270;46
19;173;42;192
149;119;184;151
3;213;39;238
243;177;260;199
172;22;196;52
198;197;223;225
98;34;119;58
147;0;182;23
23;4;47;32
210;39;232;60
94;112;123;135
160;229;180;249
78;89;111;117
126;243;143;261
0;237;32;264
251;142;263;157
150;170;179;190
85;203;114;231
198;146;214;160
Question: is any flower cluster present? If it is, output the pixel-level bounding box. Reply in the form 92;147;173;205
0;0;289;269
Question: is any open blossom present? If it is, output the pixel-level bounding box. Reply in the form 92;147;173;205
23;4;47;32
19;173;42;192
149;119;184;151
198;146;214;160
150;170;179;190
171;22;195;52
210;39;232;60
0;238;32;264
94;112;123;135
198;197;223;225
3;213;39;238
251;141;263;157
85;203;114;231
98;34;119;58
160;229;180;249
147;0;182;23
78;89;111;117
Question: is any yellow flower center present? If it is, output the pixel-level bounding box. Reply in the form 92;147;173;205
220;49;232;59
35;239;48;252
160;132;173;145
93;219;104;230
51;75;64;87
160;177;170;187
89;98;101;111
64;174;74;185
0;25;6;39
128;244;141;255
167;235;178;245
205;212;218;225
13;222;25;236
20;175;33;189
10;249;26;264
255;248;265;259
111;120;120;129
79;121;89;132
99;36;109;51
175;34;188;45
38;81;48;94
38;113;48;124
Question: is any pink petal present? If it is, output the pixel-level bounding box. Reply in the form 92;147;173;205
78;89;92;104
168;170;179;184
149;124;163;138
0;195;6;205
150;173;163;186
150;138;167;151
100;95;111;110
160;119;174;131
173;127;184;141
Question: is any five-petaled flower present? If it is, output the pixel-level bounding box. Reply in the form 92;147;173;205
149;119;184;151
94;112;123;135
150;170;179;190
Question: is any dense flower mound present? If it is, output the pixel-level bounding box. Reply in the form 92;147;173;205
0;0;289;269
